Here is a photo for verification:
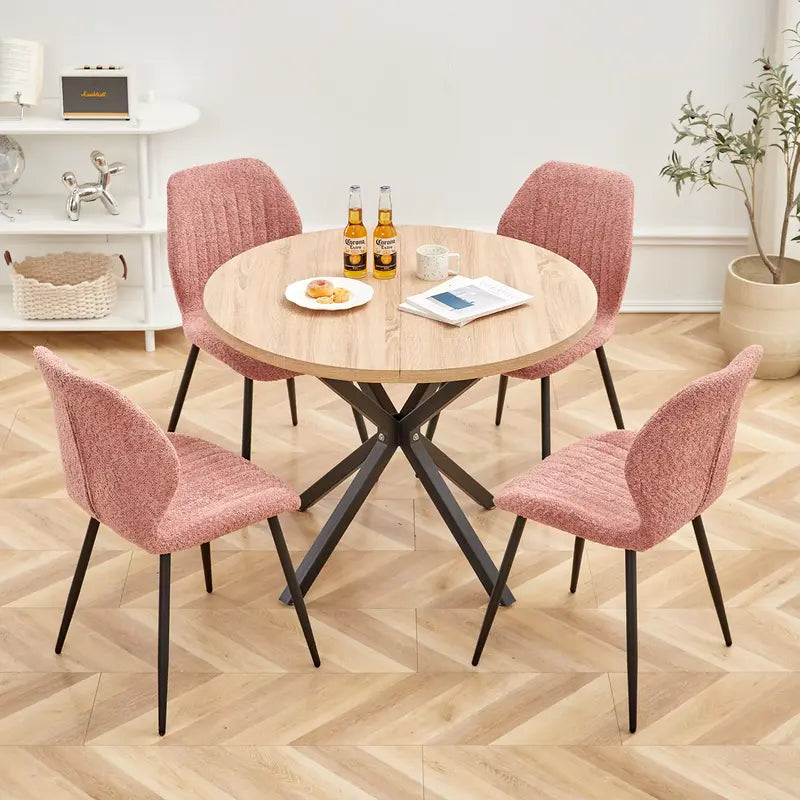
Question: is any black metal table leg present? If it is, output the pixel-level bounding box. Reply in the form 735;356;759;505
282;379;514;606
279;437;394;603
300;434;378;510
352;408;369;443
424;439;494;510
403;434;514;606
400;383;433;415
359;383;397;414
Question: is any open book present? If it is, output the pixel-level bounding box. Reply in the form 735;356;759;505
400;275;532;326
0;39;44;107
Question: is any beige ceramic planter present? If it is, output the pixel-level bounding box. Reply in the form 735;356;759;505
719;255;800;379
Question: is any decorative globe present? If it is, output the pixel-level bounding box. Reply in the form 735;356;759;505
0;136;25;192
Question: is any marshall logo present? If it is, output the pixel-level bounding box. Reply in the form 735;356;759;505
62;73;130;119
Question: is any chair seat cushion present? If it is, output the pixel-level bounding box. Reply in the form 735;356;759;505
145;434;301;554
494;429;650;550
504;315;614;381
184;311;297;382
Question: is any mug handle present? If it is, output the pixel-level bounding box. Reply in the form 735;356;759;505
448;252;460;275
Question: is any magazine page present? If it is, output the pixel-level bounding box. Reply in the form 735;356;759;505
405;276;531;325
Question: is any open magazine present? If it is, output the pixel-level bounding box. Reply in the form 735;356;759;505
400;275;532;326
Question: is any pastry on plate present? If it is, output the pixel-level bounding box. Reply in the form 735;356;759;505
316;295;334;304
332;287;351;303
306;279;335;298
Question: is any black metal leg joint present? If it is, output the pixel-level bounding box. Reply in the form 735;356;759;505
285;380;512;607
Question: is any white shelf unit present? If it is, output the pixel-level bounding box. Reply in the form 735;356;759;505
0;100;199;351
0;286;179;332
0;195;166;234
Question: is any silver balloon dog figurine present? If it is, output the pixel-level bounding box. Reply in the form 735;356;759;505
61;150;126;221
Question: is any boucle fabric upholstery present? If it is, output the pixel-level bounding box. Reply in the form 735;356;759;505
498;161;634;380
495;347;762;551
181;312;294;383
167;158;300;382
35;347;301;555
159;434;300;552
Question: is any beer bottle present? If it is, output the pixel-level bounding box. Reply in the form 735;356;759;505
373;185;397;280
343;185;367;278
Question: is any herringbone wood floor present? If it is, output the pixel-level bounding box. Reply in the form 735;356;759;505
0;314;798;799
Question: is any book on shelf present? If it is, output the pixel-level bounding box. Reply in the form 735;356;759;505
399;275;532;326
0;38;44;116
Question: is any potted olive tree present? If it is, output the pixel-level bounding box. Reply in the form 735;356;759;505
661;25;800;378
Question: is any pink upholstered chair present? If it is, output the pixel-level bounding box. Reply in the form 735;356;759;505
166;159;363;457
494;161;634;438
472;346;762;734
35;346;319;736
425;162;633;451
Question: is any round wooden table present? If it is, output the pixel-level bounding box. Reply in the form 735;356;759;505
204;226;597;605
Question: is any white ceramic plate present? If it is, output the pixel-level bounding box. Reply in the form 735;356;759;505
285;276;374;311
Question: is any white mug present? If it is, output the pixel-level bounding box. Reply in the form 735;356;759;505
416;244;460;281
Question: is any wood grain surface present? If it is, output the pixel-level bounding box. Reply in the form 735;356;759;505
203;226;598;382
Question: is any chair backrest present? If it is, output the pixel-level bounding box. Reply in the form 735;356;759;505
167;158;302;317
497;161;634;320
34;347;179;549
625;346;762;546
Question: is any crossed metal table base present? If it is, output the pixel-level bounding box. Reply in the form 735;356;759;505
278;378;515;607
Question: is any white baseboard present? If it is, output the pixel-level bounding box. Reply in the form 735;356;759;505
632;228;747;247
620;301;722;313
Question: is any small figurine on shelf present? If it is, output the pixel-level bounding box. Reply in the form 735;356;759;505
61;150;125;221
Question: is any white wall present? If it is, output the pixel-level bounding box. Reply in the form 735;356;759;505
5;0;777;309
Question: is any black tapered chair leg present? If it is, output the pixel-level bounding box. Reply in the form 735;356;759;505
200;542;212;593
242;377;253;460
286;377;299;427
158;553;171;737
569;537;585;593
353;408;368;443
168;344;200;433
625;549;638;733
472;516;527;666
495;375;509;426
541;376;551;459
268;517;321;667
692;516;732;646
55;517;100;654
596;346;625;430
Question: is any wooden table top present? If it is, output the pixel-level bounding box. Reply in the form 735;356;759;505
203;226;597;383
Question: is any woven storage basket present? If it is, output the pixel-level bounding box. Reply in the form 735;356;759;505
3;251;127;320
